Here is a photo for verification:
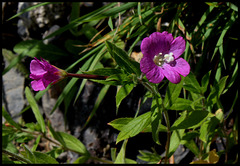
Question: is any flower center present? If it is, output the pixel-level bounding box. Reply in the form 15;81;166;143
153;52;174;66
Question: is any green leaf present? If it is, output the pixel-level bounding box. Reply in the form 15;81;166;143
168;129;185;158
105;41;141;76
25;87;46;133
108;16;114;31
31;135;41;151
21;144;36;163
207;76;228;106
56;132;89;156
46;147;64;159
111;148;117;162
142;123;167;133
116;111;151;144
201;70;211;94
125;158;137;164
2;128;18;153
223;62;238;94
2;49;29;78
183;72;202;94
199;120;209;143
169;98;193;111
116;83;134;112
138;2;143;25
181;139;200;157
226;2;238;12
3;148;32;164
33;152;58;164
151;97;162;145
217;76;228;97
164;79;183;109
170;111;211;130
2;40;41;75
73;155;90;164
114;140;128;164
108;118;133;131
108;117;167;133
13;40;68;61
2;106;21;130
15;132;35;143
199;109;223;143
48;121;88;155
138;150;161;164
2;153;15;164
80;23;101;41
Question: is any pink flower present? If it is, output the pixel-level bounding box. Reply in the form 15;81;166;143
140;31;190;84
30;57;66;91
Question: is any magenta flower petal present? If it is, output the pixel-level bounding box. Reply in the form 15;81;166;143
171;58;190;77
31;79;46;91
140;31;190;84
29;73;43;80
30;59;47;76
141;32;172;59
29;58;65;91
140;57;155;74
145;66;165;84
161;64;181;84
169;36;186;59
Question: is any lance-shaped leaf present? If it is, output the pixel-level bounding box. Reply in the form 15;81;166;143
164;79;183;109
116;111;151;144
116;83;135;113
183;72;202;94
114;140;128;163
25;87;46;133
105;41;141;76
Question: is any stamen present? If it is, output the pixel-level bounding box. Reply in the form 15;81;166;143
153;53;164;66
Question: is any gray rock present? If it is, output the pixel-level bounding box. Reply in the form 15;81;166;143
17;2;69;40
42;87;66;132
2;56;25;123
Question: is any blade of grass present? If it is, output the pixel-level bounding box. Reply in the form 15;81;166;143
7;2;57;21
82;84;110;130
73;46;107;104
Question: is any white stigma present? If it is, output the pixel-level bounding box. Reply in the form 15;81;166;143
164;52;174;63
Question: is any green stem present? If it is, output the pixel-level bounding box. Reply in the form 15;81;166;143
163;110;171;164
13;127;113;164
2;149;32;164
153;84;171;164
139;79;172;164
89;156;114;164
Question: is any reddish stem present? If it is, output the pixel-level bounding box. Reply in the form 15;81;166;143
66;73;108;80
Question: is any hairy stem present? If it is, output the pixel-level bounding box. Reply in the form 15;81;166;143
67;73;108;80
163;110;171;164
139;79;172;164
2;149;32;164
89;156;114;164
